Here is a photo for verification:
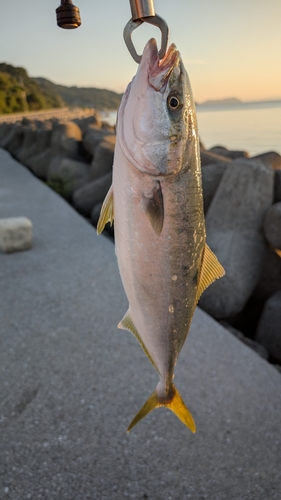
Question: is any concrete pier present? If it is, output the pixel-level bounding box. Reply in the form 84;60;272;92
0;149;280;500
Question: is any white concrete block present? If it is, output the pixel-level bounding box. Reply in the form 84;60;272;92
0;217;32;253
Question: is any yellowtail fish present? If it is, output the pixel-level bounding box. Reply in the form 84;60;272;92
97;38;225;432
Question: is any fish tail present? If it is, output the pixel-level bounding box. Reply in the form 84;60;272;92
127;383;196;433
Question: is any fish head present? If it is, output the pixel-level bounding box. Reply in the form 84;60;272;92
118;38;198;176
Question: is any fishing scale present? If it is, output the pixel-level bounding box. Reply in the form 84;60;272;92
56;0;169;64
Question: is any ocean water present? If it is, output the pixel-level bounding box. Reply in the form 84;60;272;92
101;101;281;157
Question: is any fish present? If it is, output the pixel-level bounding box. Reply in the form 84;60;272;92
97;38;225;433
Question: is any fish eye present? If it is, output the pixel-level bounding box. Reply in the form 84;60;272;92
168;95;181;110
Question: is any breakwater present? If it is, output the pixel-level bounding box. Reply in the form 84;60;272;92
0;108;280;371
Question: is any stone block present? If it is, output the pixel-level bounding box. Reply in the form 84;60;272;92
209;145;249;159
255;290;281;362
263;202;281;250
200;149;231;166
274;170;281;202
89;139;115;181
199;159;274;319
50;121;82;159
253;246;281;300
201;161;228;213
0;217;32;253
73;172;112;216
83;127;115;156
47;157;90;199
252;151;281;170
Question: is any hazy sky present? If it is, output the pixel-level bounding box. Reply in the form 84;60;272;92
1;0;281;103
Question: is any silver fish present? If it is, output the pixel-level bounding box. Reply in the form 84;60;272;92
98;38;224;432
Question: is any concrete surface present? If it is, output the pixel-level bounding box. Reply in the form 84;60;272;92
0;148;280;500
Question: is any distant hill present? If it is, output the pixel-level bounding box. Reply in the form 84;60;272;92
33;77;123;111
0;62;123;115
0;63;63;114
199;97;242;106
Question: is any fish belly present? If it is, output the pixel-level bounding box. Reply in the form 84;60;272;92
113;141;205;381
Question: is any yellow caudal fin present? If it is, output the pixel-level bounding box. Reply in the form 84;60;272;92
196;244;225;303
97;184;114;235
127;384;196;433
118;310;159;374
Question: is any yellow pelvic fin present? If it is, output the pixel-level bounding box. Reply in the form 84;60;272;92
127;384;196;433
274;248;281;258
196;243;225;303
97;184;114;235
118;310;159;374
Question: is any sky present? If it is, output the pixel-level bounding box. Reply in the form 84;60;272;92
1;0;281;103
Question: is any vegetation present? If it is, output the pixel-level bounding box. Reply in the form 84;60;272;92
0;62;122;115
34;77;123;110
0;63;63;114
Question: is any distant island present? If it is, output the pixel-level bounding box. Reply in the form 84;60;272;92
198;97;242;106
0;62;123;115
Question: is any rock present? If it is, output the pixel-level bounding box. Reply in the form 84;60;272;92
263;202;281;250
255;290;281;362
29;148;53;180
0;122;15;149
274;170;281;202
73;113;102;133
241;337;269;360
73;172;112;216
0;123;25;156
90;202;103;227
47;157;90;199
83;127;115;156
17;124;39;165
200;149;231;167
220;322;269;360
89;139;115;181
201;161;228;213
199;159;274;319
252;151;281;170
50;121;83;159
0;217;32;253
199;139;205;150
35;122;52;152
219;321;245;340
209;145;249;159
253;246;281;300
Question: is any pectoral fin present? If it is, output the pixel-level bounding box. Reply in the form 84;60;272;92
118;310;159;373
97;185;114;235
196;244;225;302
142;180;164;236
274;248;281;258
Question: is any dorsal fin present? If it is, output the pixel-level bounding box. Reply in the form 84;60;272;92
118;310;159;373
196;244;225;302
142;181;164;236
97;185;114;235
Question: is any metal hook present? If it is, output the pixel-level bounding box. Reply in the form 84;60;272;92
124;0;169;63
123;15;169;64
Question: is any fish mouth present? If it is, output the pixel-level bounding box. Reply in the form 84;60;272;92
143;38;179;92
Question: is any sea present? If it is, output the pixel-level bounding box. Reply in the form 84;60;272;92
100;100;281;157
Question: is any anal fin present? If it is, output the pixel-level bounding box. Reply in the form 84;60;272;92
118;310;159;373
196;244;225;302
97;184;114;235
